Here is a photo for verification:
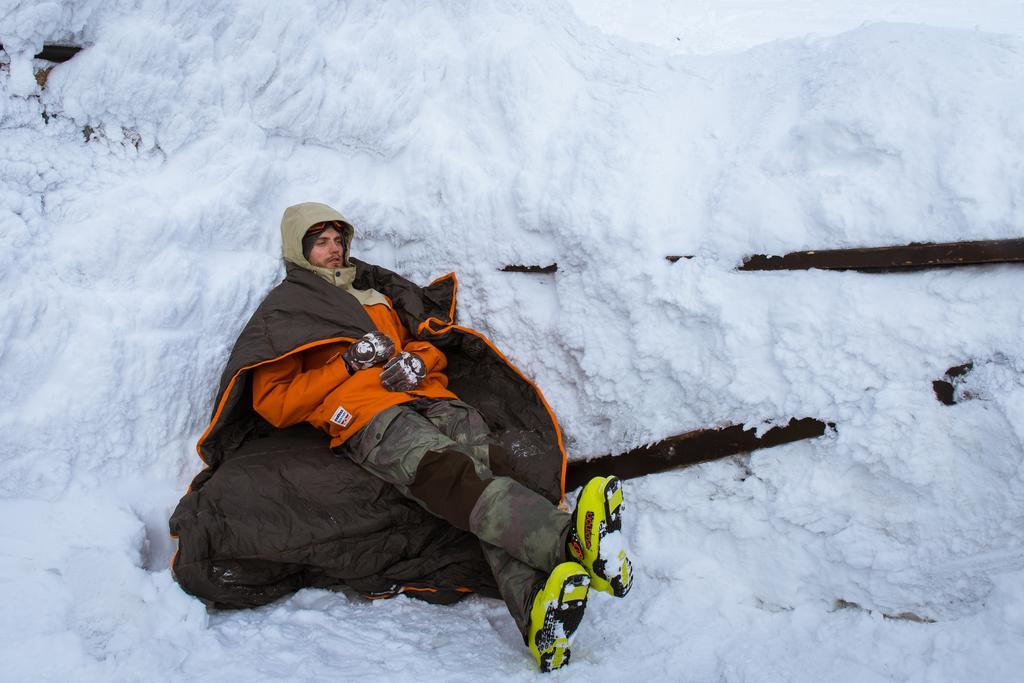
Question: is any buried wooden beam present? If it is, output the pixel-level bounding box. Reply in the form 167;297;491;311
35;45;82;63
501;264;557;273
0;44;83;63
733;238;1024;273
565;417;832;489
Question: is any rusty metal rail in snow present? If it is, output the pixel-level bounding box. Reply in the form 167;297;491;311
564;417;832;489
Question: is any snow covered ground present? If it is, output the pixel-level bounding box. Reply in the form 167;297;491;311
2;0;1023;679
569;0;1024;55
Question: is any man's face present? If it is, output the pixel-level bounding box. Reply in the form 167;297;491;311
307;226;345;268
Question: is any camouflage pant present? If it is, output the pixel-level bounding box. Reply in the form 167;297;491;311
340;398;570;636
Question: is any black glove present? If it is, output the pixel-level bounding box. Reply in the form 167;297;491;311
380;352;427;392
343;331;395;372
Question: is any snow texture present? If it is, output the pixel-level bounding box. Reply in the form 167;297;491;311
2;0;1023;679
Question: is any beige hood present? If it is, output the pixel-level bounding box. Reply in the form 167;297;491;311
279;202;389;307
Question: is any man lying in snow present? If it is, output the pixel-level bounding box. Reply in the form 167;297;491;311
171;202;632;672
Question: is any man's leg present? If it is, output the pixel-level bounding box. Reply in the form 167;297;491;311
339;401;568;572
415;399;593;671
413;400;549;636
479;543;543;637
341;399;601;672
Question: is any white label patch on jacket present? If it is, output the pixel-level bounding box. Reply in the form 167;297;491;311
330;406;353;428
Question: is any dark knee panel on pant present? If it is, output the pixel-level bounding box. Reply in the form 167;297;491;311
409;449;493;531
487;443;514;478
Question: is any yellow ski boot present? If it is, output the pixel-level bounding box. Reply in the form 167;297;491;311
566;475;633;597
527;561;591;672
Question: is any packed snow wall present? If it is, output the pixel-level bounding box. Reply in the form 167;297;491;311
2;0;1023;679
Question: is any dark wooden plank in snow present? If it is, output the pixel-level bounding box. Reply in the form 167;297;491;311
0;44;83;63
734;238;1024;272
501;264;557;273
36;45;82;63
565;417;831;489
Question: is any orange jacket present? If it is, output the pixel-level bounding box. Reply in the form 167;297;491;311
252;300;457;448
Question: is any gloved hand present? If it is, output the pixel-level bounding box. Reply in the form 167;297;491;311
343;331;395;372
380;352;427;392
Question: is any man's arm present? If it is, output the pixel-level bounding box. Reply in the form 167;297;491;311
395;314;447;374
252;350;351;428
403;340;447;373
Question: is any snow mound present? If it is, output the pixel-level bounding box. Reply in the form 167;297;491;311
2;0;1023;679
